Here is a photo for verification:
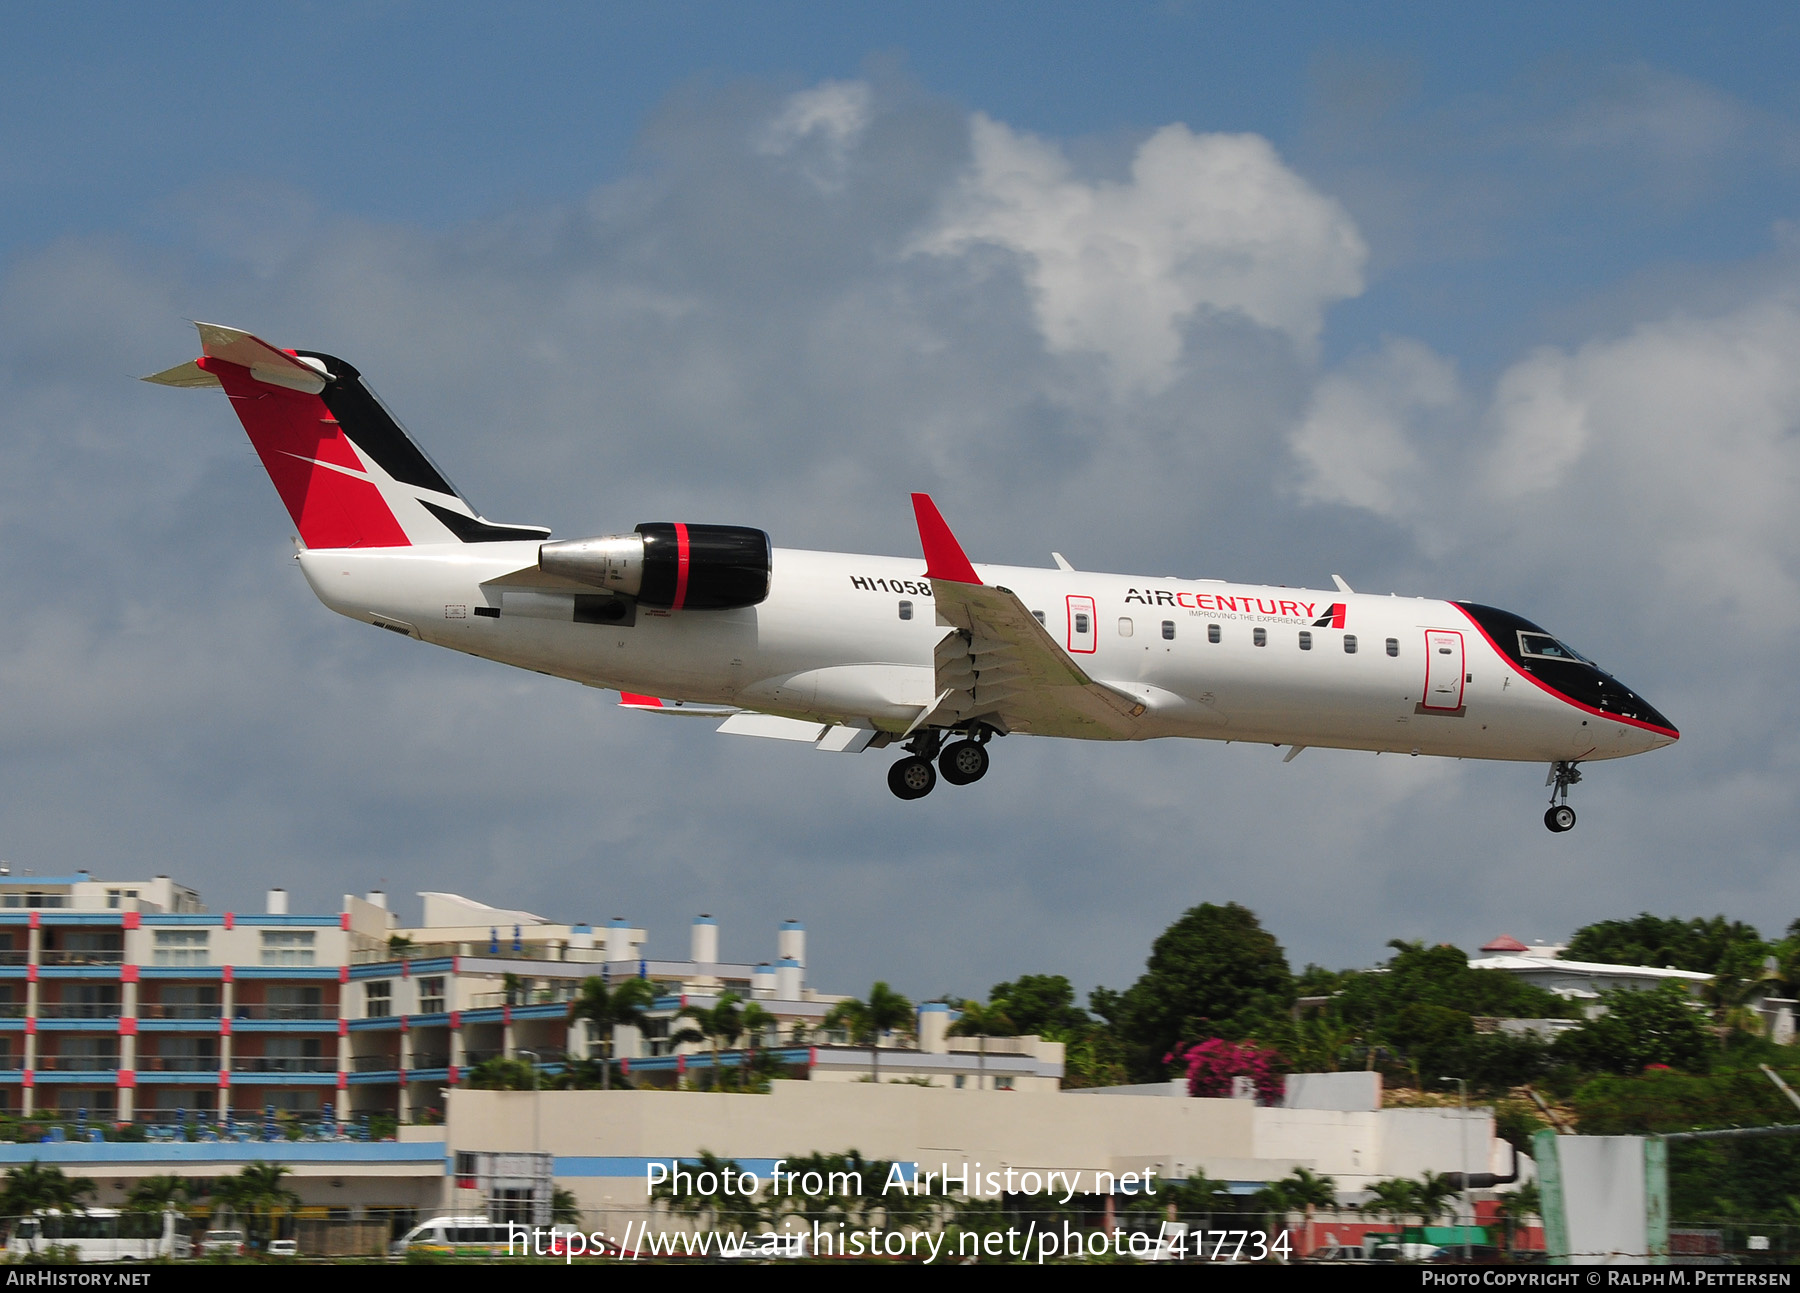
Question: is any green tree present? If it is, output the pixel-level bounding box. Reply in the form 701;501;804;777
946;997;1014;1089
1492;1181;1540;1256
0;1162;95;1221
1413;1170;1459;1225
1099;903;1295;1081
987;975;1090;1036
1367;1177;1420;1228
650;1150;763;1234
736;1001;779;1089
465;1056;541;1090
123;1174;201;1215
1566;914;1767;976
1552;983;1714;1075
566;975;658;1091
823;983;914;1084
551;1188;582;1226
211;1163;299;1248
672;992;745;1090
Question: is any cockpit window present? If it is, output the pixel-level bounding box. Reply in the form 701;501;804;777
1517;632;1587;663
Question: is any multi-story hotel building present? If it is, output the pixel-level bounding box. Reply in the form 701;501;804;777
0;871;1065;1125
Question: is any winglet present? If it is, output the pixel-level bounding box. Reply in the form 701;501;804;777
911;493;981;586
620;693;664;709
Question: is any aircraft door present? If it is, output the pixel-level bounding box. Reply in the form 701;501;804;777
1422;630;1465;710
1066;596;1097;654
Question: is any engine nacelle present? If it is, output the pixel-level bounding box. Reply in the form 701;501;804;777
538;523;771;610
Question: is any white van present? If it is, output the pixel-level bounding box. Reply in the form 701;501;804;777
392;1216;520;1259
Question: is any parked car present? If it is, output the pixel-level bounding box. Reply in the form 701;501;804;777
199;1229;247;1256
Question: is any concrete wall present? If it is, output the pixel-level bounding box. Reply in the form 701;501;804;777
441;1080;1510;1224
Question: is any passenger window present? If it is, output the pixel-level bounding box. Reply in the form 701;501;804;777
1074;613;1090;635
1344;634;1357;654
1161;621;1175;641
1207;624;1221;644
1118;617;1134;637
898;600;913;621
1253;627;1267;647
1298;631;1312;651
1032;611;1045;625
1386;638;1399;657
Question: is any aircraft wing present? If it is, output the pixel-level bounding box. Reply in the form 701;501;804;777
912;495;1146;739
617;693;879;752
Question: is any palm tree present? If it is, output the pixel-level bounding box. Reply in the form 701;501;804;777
824;983;915;1084
0;1161;95;1226
1492;1181;1540;1257
212;1162;299;1248
124;1174;198;1214
565;976;658;1091
1269;1166;1336;1256
1367;1177;1421;1231
672;992;745;1089
1413;1170;1459;1225
946;997;1014;1090
736;1001;778;1088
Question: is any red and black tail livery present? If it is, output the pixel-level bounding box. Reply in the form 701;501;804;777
144;323;548;550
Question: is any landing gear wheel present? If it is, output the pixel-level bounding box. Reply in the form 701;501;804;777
938;740;990;786
888;756;937;800
1544;805;1577;833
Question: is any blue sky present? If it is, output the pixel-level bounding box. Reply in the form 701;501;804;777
2;4;1797;1000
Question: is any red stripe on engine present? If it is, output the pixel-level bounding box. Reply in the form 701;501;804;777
672;522;691;611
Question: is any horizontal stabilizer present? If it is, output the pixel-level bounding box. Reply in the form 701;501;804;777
141;360;221;389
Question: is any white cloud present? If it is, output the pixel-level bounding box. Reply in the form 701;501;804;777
912;116;1367;395
755;80;874;191
1290;338;1458;516
1292;297;1800;642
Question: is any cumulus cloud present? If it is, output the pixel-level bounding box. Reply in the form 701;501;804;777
1289;338;1458;517
911;116;1367;394
756;80;874;191
1292;298;1800;640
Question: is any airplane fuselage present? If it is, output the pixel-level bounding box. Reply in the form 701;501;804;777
148;323;1677;824
299;543;1676;764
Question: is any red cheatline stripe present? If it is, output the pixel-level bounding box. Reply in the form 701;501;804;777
1450;604;1680;739
673;522;691;611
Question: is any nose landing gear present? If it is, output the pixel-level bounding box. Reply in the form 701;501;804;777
1544;760;1582;832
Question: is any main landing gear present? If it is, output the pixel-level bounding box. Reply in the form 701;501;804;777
1544;760;1582;832
887;728;993;800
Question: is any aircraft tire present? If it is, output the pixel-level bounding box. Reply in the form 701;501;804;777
888;756;936;800
939;740;989;786
1544;805;1576;833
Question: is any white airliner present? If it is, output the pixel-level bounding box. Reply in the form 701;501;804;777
148;324;1677;830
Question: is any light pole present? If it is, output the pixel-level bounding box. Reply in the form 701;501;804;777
519;1048;543;1226
1442;1076;1471;1260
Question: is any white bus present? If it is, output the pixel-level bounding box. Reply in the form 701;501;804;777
7;1208;192;1261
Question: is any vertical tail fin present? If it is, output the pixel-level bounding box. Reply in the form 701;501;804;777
144;323;549;549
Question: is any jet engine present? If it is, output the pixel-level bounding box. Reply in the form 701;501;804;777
538;523;771;610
